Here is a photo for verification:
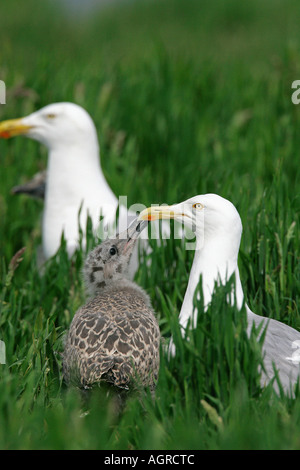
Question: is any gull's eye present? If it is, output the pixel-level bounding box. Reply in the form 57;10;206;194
109;246;118;256
46;113;56;119
192;203;204;210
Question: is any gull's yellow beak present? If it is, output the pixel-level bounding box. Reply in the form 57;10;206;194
0;118;33;138
138;205;179;221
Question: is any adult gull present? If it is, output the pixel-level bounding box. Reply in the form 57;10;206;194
139;193;300;394
0;102;147;275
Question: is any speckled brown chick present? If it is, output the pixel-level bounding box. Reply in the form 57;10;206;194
63;218;160;393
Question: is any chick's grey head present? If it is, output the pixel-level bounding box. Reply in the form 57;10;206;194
83;218;148;296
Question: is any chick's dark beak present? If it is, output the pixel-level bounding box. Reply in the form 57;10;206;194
117;218;149;255
127;218;148;241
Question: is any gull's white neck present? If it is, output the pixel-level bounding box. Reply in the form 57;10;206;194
43;135;118;257
179;234;245;330
47;138;115;201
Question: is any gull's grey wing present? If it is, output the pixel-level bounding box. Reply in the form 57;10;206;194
11;170;46;200
248;310;300;395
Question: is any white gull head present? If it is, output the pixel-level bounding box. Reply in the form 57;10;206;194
140;193;244;320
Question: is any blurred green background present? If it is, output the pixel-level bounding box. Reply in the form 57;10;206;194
0;0;300;450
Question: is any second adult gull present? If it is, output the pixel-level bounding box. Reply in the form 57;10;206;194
139;193;300;395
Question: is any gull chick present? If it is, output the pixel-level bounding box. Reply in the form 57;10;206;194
63;218;160;393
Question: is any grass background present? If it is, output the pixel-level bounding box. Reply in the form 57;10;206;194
0;0;300;449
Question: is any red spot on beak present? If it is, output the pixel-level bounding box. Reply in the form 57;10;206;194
0;131;11;139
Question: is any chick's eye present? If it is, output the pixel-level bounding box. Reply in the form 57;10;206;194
192;203;204;210
46;113;56;119
109;246;117;256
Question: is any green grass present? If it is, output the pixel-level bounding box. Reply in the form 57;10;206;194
0;0;300;450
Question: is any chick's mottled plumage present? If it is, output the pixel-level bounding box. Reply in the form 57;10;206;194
63;285;160;390
63;220;160;392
